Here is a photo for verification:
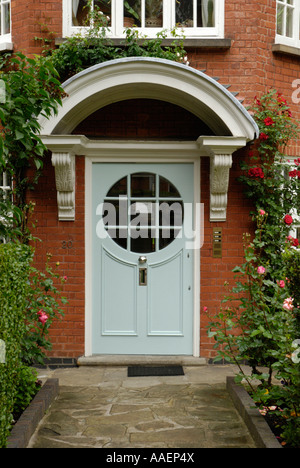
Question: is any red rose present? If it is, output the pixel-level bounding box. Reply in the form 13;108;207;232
259;132;269;140
248;167;265;178
264;117;274;126
292;238;299;247
284;214;293;225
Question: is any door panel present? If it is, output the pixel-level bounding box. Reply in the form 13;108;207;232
101;247;137;336
92;163;194;355
147;250;183;336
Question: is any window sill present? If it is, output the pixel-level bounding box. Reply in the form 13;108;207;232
55;37;231;49
0;42;13;52
272;43;300;58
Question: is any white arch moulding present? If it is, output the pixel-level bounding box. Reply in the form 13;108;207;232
39;57;259;222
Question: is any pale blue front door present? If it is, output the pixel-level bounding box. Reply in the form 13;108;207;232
92;163;194;355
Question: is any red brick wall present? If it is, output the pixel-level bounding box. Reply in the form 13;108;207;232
72;99;213;139
199;153;255;359
30;154;85;358
9;0;300;359
11;0;62;55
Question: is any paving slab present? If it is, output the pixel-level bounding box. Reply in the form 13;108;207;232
27;365;257;449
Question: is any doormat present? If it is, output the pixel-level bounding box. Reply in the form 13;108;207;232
127;366;184;377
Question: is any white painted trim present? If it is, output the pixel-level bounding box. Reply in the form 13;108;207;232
39;58;259;140
84;141;202;358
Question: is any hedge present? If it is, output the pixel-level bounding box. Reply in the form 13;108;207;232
0;242;33;448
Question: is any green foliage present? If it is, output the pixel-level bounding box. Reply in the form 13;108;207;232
12;366;40;419
0;244;67;447
49;7;188;83
21;253;67;366
207;90;300;448
0;53;65;241
0;243;32;448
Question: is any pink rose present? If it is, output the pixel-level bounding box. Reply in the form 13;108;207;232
203;306;208;312
277;280;285;288
284;214;293;225
283;297;294;311
259;209;266;216
38;310;49;325
257;266;266;275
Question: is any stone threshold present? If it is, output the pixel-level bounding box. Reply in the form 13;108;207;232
77;355;207;367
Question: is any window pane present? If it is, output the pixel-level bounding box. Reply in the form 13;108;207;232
72;0;89;26
3;2;10;34
201;0;215;27
176;0;215;28
72;0;111;26
176;0;194;27
103;199;128;226
159;176;181;198
107;177;127;197
286;6;294;37
131;173;156;197
130;201;156;226
277;4;284;35
95;0;111;25
145;0;163;27
159;201;184;227
130;229;156;253
124;0;141;27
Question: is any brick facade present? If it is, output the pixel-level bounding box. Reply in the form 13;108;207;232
6;0;300;360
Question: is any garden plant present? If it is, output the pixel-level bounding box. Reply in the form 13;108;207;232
0;53;66;447
208;90;300;448
48;2;189;82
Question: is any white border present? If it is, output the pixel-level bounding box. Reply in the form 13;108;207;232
84;141;201;357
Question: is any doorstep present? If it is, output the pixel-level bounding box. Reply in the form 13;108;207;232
77;355;207;367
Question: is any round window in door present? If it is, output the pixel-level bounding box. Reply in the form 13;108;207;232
102;172;184;253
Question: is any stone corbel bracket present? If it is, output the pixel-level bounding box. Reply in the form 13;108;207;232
41;135;89;222
52;152;75;221
197;136;248;222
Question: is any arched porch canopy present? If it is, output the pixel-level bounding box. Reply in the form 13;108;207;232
40;57;258;137
39;57;259;221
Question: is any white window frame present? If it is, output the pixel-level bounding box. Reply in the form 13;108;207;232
63;0;224;39
276;0;300;48
0;0;11;44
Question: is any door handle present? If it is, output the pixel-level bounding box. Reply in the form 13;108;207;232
138;256;147;264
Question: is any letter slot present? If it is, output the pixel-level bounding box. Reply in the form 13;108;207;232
139;268;147;286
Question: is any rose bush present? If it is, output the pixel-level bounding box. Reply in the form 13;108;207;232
208;90;300;448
